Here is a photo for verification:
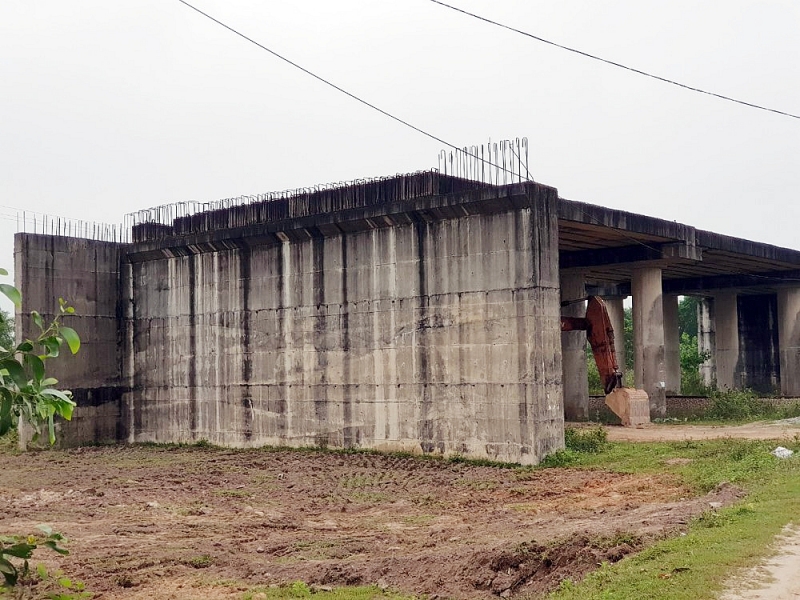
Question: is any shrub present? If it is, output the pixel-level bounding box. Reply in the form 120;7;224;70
706;389;763;420
564;426;608;453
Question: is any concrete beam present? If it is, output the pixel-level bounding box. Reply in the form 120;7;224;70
561;273;588;421
777;288;800;396
662;269;800;295
632;267;666;417
560;242;701;270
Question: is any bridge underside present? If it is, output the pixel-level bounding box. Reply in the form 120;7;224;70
558;197;800;419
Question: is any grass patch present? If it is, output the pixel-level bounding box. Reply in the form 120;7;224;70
241;581;414;599
540;437;800;599
214;489;252;498
691;389;800;423
538;426;608;468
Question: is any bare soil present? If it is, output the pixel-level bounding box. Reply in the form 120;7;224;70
0;445;744;599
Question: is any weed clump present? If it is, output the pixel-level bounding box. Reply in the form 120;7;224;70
564;426;608;453
704;389;800;421
706;389;763;420
539;426;608;468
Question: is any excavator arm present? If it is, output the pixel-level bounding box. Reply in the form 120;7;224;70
561;296;650;426
560;296;623;394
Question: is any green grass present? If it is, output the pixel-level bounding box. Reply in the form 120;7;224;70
0;429;19;453
541;437;800;599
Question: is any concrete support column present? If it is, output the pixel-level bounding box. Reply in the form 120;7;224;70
561;272;588;421
632;267;666;417
777;288;800;396
663;294;681;394
604;297;626;379
698;298;716;387
713;291;739;390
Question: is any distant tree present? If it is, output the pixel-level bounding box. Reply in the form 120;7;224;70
678;296;699;338
623;306;633;372
0;308;14;350
678;296;709;394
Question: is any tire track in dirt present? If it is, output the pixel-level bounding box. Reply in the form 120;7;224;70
0;446;742;599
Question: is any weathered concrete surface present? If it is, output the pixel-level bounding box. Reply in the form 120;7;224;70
777;288;800;396
124;182;563;465
714;291;740;390
632;267;666;417
604;297;626;380
698;297;716;387
560;273;588;421
663;294;681;394
14;234;126;445
737;294;780;394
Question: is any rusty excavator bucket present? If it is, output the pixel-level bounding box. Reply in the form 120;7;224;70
561;297;650;427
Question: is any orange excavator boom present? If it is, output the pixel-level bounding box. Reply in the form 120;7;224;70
561;296;650;427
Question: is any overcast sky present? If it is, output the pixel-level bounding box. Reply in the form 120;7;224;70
2;1;799;287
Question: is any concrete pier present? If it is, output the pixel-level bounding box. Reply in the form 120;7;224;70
14;235;126;446
698;297;716;387
778;288;800;396
561;273;588;420
604;296;626;380
663;294;681;394
15;175;565;465
632;267;666;417
713;291;739;390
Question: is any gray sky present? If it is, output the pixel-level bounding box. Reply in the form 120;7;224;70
2;0;799;287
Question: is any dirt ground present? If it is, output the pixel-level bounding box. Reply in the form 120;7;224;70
0;444;744;599
603;417;800;442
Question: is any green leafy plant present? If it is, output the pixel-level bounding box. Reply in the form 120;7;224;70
0;525;68;587
680;332;711;395
706;388;764;420
0;269;80;445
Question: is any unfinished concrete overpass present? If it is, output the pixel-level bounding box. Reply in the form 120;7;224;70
15;172;800;463
558;198;800;420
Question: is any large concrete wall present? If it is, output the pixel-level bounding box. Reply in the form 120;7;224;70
14;234;126;445
117;186;563;463
125;183;563;464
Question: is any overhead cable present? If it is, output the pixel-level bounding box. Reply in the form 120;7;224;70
429;0;800;121
174;0;523;178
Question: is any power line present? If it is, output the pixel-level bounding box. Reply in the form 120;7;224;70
429;0;800;121
171;0;800;285
174;0;522;178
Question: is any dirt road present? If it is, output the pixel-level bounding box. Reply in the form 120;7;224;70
0;445;741;599
603;418;800;443
720;525;800;600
